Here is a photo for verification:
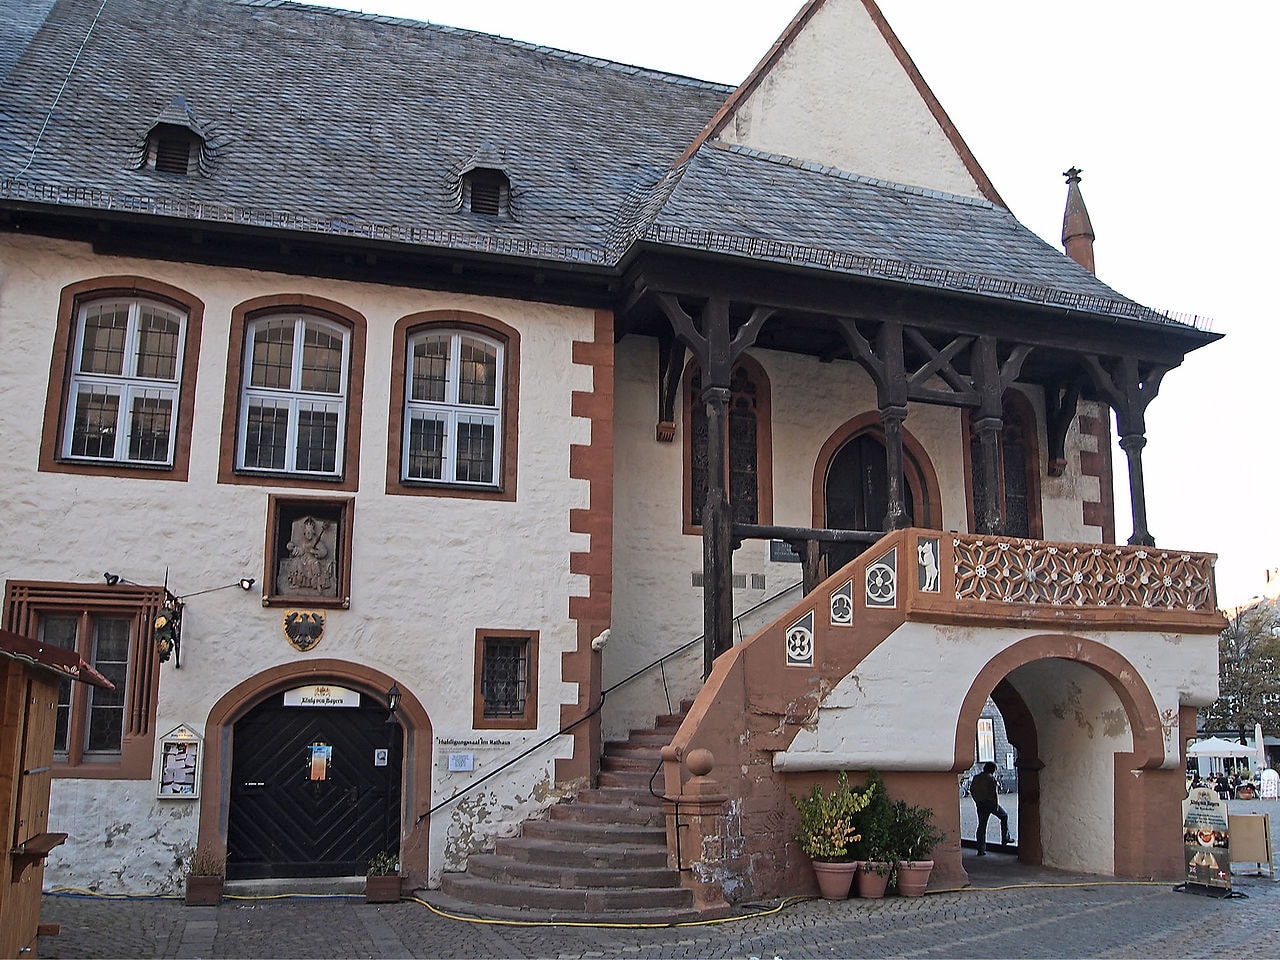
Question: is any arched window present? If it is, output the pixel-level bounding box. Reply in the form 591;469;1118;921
386;312;519;500
403;329;503;486
238;313;350;476
41;277;204;480
966;390;1043;538
684;358;772;530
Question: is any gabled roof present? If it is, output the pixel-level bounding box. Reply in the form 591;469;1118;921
0;0;1208;334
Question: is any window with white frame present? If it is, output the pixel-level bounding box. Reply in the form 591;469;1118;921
62;298;186;466
403;330;503;485
238;314;350;476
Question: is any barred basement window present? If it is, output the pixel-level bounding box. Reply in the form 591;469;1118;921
474;630;538;729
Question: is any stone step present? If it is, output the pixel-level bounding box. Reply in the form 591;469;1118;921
598;769;663;791
421;887;708;925
493;835;670;869
611;732;673;749
463;853;681;889
573;785;665;808
601;753;663;773
653;713;685;729
440;872;695;913
549;801;665;826
604;741;665;760
521;818;667;846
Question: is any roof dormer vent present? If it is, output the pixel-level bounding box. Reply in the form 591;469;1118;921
137;95;210;176
465;168;510;217
149;123;200;174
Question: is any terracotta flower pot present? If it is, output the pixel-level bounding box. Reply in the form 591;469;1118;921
365;873;402;903
811;860;857;900
855;862;891;899
895;859;934;897
185;875;223;906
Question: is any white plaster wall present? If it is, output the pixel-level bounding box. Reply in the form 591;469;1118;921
0;234;593;890
775;622;1217;773
1007;658;1129;875
721;0;984;198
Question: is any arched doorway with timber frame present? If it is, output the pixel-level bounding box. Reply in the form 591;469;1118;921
197;660;433;885
952;635;1177;882
813;412;942;574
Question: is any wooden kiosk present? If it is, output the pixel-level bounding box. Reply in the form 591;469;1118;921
1;628;112;959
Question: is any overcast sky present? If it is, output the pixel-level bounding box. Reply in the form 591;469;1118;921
299;0;1277;608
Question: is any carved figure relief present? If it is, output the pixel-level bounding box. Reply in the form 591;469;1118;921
917;537;940;592
278;515;338;597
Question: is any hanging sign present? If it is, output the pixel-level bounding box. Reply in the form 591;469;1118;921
283;684;360;708
1182;786;1231;895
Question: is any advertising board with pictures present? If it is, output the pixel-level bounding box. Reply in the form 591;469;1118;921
157;724;202;798
1182;786;1231;894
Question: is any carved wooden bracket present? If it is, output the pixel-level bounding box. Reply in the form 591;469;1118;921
656;329;685;443
1045;380;1082;477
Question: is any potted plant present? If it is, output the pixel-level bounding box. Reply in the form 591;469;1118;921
791;771;872;899
365;850;402;903
889;799;945;897
851;771;894;899
184;846;225;906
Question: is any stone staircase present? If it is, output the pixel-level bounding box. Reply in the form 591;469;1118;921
434;706;702;922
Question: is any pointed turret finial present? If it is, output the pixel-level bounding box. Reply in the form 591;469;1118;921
1061;166;1096;274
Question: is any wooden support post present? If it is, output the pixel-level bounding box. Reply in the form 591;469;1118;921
1119;433;1155;546
702;385;733;677
974;415;1004;535
880;404;910;530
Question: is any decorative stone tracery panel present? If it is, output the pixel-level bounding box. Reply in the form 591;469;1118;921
952;537;1215;611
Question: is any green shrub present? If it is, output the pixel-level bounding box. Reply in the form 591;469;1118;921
791;771;873;862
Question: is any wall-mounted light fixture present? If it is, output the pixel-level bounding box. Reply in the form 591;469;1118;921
385;683;401;724
103;571;256;669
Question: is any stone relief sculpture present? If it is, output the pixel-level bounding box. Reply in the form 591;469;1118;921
277;515;338;597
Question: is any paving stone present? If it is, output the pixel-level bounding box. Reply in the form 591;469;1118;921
34;823;1280;960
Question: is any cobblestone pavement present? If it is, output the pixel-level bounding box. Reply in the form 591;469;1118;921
38;801;1280;960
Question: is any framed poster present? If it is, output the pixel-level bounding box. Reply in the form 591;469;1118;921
157;724;202;798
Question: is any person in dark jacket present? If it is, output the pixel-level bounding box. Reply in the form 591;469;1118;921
971;761;1012;855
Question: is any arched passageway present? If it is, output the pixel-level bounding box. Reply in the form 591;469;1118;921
954;636;1180;880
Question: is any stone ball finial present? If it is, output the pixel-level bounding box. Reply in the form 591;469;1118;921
686;748;715;777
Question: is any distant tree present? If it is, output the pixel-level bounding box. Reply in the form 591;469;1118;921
1200;599;1280;738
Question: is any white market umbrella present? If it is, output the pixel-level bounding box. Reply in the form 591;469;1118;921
1257;723;1268;771
1187;736;1256;758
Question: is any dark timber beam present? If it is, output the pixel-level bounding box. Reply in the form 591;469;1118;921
1081;354;1168;546
655;294;773;677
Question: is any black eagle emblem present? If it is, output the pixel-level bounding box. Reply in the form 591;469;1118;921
284;611;325;651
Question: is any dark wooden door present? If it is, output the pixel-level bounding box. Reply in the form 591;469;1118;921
824;434;915;572
227;693;402;879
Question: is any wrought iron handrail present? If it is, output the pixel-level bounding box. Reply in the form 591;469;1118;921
414;579;803;825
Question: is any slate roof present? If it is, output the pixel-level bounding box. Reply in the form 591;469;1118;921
0;0;1200;329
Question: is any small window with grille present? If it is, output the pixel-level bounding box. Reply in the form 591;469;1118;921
474;630;537;729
